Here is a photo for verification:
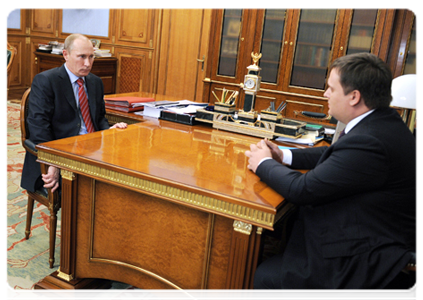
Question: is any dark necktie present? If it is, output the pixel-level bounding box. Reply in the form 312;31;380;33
77;78;94;133
338;129;346;139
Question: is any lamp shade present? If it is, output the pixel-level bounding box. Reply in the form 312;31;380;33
391;74;416;109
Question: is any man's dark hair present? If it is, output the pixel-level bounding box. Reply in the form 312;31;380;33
329;53;392;109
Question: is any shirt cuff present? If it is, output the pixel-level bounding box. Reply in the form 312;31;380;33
257;157;273;167
257;149;293;168
281;149;293;166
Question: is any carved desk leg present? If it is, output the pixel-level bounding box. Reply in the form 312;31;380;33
226;220;262;289
34;170;111;299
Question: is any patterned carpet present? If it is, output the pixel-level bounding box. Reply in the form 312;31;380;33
4;102;160;300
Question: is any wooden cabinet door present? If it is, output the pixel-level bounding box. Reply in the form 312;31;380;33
114;9;156;48
401;16;416;75
281;9;340;97
30;9;58;38
208;9;255;86
115;47;153;93
156;9;212;101
335;9;395;60
7;37;24;88
253;9;291;91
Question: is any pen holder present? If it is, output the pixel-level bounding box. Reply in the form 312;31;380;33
260;110;282;123
214;102;236;114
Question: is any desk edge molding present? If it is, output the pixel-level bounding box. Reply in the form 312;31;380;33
38;150;276;229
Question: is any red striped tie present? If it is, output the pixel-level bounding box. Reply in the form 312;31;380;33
77;78;94;133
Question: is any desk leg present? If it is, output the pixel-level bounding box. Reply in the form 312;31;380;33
34;170;111;300
226;221;262;289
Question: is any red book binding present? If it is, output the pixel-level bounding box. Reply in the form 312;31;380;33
104;96;155;107
105;104;145;113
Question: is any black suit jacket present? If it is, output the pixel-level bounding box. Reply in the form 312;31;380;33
256;107;415;288
21;65;110;192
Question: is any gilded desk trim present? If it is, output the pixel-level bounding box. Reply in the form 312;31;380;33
38;151;276;229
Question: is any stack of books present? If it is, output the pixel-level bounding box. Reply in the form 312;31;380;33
51;42;64;55
94;49;112;57
104;97;155;113
37;41;64;54
37;43;53;53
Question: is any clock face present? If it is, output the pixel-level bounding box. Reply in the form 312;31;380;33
245;78;256;89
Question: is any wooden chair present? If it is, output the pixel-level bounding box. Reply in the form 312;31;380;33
7;42;16;89
403;252;420;300
20;88;61;268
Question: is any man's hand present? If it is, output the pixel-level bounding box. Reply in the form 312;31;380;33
245;139;273;173
110;122;128;129
263;138;284;164
42;165;60;193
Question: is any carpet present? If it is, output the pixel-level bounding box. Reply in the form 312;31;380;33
4;101;160;300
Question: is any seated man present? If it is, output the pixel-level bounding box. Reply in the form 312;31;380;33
21;33;127;194
245;53;415;289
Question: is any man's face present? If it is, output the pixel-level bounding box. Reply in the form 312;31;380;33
63;38;94;78
324;69;352;123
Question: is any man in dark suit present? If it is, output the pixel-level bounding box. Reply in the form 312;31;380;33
245;53;415;289
21;33;127;194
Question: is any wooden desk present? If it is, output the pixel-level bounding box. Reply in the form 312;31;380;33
34;93;327;289
34;52;118;94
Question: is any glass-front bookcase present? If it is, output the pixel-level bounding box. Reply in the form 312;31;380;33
258;9;287;84
290;9;337;90
346;10;378;55
403;19;416;75
205;9;398;122
218;9;243;77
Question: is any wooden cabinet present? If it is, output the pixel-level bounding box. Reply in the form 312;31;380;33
113;9;156;48
204;9;397;125
156;9;212;102
34;52;118;94
6;37;25;88
114;47;152;93
388;10;416;77
8;9;211;101
29;9;59;38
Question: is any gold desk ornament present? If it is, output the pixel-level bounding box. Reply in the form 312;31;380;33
195;53;307;139
251;52;262;66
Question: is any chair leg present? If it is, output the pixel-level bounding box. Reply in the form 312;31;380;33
49;210;57;268
25;197;34;240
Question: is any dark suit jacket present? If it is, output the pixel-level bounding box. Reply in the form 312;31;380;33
256;107;415;288
21;65;110;192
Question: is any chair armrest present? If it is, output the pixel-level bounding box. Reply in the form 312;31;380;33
24;139;38;155
405;252;420;272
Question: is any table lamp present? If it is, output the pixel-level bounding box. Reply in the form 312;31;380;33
391;74;420;132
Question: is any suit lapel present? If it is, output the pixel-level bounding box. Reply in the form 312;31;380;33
58;65;78;112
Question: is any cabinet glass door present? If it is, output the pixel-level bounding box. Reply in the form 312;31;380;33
290;9;337;90
259;9;287;83
346;10;378;55
403;19;416;74
218;9;243;77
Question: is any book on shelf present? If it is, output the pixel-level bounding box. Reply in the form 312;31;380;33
104;96;155;107
94;49;112;57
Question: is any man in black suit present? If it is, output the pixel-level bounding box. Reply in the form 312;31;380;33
21;33;127;194
245;53;415;289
